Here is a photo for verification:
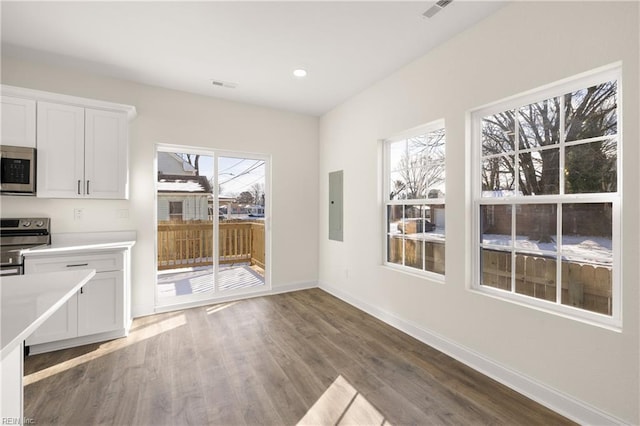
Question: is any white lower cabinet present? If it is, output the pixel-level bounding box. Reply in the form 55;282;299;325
24;249;129;353
77;270;123;336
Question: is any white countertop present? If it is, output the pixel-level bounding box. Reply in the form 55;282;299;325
1;269;96;359
22;231;136;257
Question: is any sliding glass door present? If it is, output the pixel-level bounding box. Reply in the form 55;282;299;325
155;146;269;308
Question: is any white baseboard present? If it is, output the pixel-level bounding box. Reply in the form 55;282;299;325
132;303;155;318
28;329;128;355
141;280;319;316
271;280;318;294
318;280;623;426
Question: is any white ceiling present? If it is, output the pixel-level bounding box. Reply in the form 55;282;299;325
1;1;505;116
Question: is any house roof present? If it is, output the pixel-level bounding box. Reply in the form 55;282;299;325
157;174;212;193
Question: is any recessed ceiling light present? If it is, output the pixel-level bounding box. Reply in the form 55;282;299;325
293;69;307;78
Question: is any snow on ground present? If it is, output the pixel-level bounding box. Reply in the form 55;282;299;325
483;234;612;265
388;221;612;265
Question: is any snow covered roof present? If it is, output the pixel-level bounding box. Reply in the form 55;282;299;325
157;174;212;193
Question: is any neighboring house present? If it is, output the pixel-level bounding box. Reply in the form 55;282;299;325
157;152;197;176
157;152;211;221
156;152;240;221
157;173;212;221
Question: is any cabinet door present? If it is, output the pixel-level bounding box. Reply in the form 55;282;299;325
37;101;85;198
1;96;36;147
77;271;124;337
84;109;128;199
25;295;78;346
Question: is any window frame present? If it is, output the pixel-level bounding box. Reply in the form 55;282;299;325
383;119;446;280
469;64;622;329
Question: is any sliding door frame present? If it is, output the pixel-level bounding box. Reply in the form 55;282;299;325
154;143;272;312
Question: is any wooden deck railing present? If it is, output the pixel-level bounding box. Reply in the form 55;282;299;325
157;220;265;271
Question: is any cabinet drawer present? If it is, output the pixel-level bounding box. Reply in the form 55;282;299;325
25;251;124;274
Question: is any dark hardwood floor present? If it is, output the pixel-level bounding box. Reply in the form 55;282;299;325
24;288;575;425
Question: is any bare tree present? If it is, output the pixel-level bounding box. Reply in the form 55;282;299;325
250;183;265;206
390;130;445;200
481;81;616;195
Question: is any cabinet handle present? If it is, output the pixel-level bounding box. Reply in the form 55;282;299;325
80;287;84;294
78;180;81;195
86;180;90;195
66;263;89;268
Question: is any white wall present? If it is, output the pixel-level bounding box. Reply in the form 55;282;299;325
1;56;319;316
319;2;638;424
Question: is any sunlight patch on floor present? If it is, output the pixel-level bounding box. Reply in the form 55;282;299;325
24;313;187;386
297;375;391;426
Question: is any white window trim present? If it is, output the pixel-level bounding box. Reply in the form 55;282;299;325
382;119;446;281
469;63;622;330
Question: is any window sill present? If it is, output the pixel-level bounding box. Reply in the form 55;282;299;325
383;262;445;284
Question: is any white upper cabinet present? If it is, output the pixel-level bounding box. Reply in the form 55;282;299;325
37;102;130;199
36;102;85;198
85;109;128;199
1;96;36;148
1;84;136;199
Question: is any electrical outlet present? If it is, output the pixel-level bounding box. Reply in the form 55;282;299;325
74;208;84;221
117;209;129;219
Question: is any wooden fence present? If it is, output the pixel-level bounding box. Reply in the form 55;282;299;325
157;220;265;271
481;249;612;315
388;237;445;275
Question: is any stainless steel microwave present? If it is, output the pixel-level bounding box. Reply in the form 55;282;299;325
0;145;36;195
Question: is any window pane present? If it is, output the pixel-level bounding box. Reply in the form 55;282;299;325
481;248;511;290
404;238;423;270
515;253;556;302
482;110;515;156
387;235;403;265
427;128;446;161
561;202;612;314
395;205;424;234
388;140;405;172
518;148;559;195
565;81;617;142
561;260;611;315
562;203;612;265
482;155;515;195
403;168;428;199
387;205;403;235
481;204;512;247
408;135;428;164
515;204;557;252
425;241;445;274
429;204;445;239
428;161;445;196
518;97;560;149
565;140;617;194
389;171;407;200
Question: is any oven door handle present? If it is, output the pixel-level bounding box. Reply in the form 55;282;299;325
0;230;49;237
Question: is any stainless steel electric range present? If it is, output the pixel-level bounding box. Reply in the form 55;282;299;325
0;218;50;276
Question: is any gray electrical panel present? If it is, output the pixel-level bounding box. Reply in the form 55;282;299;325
328;170;343;241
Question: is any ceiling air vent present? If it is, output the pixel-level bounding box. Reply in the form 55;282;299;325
211;79;238;89
422;0;454;18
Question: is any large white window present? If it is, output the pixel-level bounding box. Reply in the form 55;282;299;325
470;65;621;327
384;120;445;277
